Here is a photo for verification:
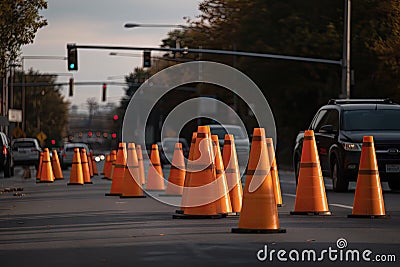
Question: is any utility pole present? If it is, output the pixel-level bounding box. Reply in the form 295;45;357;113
341;0;351;99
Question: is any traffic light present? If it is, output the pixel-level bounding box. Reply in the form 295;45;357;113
88;131;93;137
67;45;78;71
111;133;117;139
69;78;74;96
102;83;107;102
113;114;119;121
143;51;151;68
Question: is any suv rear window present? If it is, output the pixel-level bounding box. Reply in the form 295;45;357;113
210;127;246;140
65;144;88;152
343;109;400;131
13;141;36;148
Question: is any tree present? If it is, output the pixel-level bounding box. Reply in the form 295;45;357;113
0;0;47;75
86;97;99;127
12;69;69;141
158;0;400;164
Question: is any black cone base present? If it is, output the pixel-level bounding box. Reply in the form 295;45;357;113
348;214;389;219
290;211;332;216
232;228;286;234
172;214;223;219
120;195;146;198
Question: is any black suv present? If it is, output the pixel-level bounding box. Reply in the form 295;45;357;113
0;132;14;178
293;99;400;192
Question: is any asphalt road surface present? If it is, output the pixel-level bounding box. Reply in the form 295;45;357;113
0;165;399;267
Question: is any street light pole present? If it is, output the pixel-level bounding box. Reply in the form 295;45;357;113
341;0;351;99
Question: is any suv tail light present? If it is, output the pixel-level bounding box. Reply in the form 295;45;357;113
2;145;7;155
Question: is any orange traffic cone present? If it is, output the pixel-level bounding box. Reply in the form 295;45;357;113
87;152;94;177
177;132;197;214
146;144;165;190
120;143;146;198
291;130;331;215
102;154;111;179
51;149;63;180
91;153;99;175
232;128;285;233
348;136;386;218
165;143;186;196
266;138;283;207
174;126;222;219
108;150;118;181
211;135;232;215
136;145;146;185
68;148;84;185
222;134;243;213
36;152;43;181
81;149;92;184
38;148;55;183
105;143;127;196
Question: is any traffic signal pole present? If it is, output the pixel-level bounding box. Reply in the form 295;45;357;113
67;44;342;66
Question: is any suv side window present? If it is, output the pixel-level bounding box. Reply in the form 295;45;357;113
310;110;327;130
0;133;6;146
315;109;339;132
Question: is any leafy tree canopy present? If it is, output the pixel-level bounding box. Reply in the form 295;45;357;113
0;0;47;75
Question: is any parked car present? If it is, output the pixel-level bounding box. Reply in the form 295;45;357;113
60;142;90;170
293;99;400;192
0;132;14;177
158;138;190;165
208;124;250;170
12;138;41;169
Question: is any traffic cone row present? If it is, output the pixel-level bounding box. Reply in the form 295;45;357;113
291;131;386;219
35;146;99;185
105;142;146;198
174;126;223;219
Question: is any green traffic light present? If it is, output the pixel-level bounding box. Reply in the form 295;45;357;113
69;63;75;69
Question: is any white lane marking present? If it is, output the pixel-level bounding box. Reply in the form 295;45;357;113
283;194;353;210
283;193;296;198
330;204;353;210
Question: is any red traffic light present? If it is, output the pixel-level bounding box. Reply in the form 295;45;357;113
113;115;119;121
51;139;56;145
88;131;93;137
111;133;117;139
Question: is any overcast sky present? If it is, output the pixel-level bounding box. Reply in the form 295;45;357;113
22;0;201;111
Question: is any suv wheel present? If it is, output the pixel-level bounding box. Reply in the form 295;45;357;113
388;179;400;191
331;157;349;192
